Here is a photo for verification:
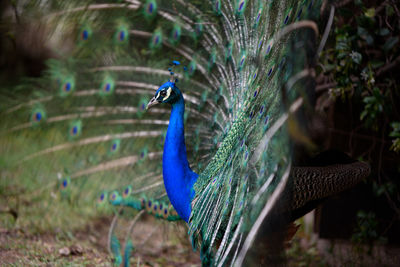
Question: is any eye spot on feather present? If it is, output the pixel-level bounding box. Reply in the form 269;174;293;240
71;126;78;135
119;31;126;41
239;54;246;68
297;8;303;19
284;15;289;24
148;200;152;207
264;115;270;125
268;67;273;76
227;46;232;57
64;82;71;92
214;0;221;14
253;86;260;98
266;44;271;55
62;179;68;188
258;39;263;49
104;83;111;92
249;110;254;119
237;0;245;12
308;1;314;10
154;35;160;44
187;61;196;76
195;24;202;35
111;143;117;151
259;105;264;114
81;30;89;41
153;204;157;211
35;112;42;121
279;57;286;69
147;3;154;13
100;193;105;201
164;209;168;215
111;193;116;200
256;12;261;23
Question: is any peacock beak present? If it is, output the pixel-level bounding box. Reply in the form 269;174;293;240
146;96;159;110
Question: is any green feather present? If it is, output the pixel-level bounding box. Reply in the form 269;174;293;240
0;1;370;266
110;234;122;266
123;239;134;267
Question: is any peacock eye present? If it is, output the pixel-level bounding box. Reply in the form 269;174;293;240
160;90;167;97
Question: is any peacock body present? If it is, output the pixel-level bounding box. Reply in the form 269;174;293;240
0;0;370;266
148;80;198;222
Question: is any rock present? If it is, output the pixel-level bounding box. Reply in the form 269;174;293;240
70;244;83;255
59;247;70;256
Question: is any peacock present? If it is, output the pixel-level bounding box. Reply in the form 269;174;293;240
0;0;371;266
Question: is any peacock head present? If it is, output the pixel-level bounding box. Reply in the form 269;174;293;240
146;81;182;109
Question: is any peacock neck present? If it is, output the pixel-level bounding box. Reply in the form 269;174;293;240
163;95;197;222
165;97;187;165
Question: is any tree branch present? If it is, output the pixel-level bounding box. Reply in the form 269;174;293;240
376;55;400;76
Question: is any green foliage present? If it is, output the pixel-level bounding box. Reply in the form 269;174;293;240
360;87;386;129
319;0;400;249
372;180;396;197
352;210;387;248
320;0;400;134
389;122;400;152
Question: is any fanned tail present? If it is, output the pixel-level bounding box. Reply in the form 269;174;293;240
1;0;332;265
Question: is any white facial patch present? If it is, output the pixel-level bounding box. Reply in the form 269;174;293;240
163;87;172;101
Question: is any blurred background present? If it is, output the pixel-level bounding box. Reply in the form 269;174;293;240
1;0;399;266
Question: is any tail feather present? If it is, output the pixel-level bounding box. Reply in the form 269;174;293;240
0;0;372;266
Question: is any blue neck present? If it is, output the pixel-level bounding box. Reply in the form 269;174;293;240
162;94;198;222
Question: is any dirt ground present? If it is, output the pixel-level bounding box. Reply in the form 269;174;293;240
0;215;201;266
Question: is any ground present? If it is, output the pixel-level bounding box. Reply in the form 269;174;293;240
0;215;201;266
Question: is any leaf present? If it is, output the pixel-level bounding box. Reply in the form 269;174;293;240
386;5;394;17
378;28;390;36
363;96;374;103
351;51;362;64
390;122;400;137
324;64;335;72
360;110;368;120
383;37;399;52
364;8;375;18
337;52;348;59
357;27;374;45
370;60;384;69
